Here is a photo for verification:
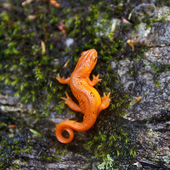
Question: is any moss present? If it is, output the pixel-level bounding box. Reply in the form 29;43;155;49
98;154;114;170
150;62;170;87
154;0;170;7
0;7;63;110
0;111;66;169
84;118;136;167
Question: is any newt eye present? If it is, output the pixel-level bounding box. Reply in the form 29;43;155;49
92;55;97;61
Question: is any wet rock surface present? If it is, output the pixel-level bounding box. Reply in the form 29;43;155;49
145;46;170;64
116;6;170;169
45;152;91;169
131;6;170;47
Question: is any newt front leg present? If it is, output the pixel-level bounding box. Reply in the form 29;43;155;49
86;74;102;86
97;92;111;114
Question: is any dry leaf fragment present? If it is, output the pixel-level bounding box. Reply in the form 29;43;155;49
49;0;60;8
130;96;142;106
2;3;12;9
41;40;46;54
27;14;38;20
63;59;70;68
111;19;117;33
22;0;34;6
58;22;66;36
42;24;47;39
127;39;135;51
121;17;132;25
58;22;66;31
136;96;142;101
9;124;16;128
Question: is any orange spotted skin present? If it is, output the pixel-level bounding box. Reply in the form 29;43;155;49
56;49;111;143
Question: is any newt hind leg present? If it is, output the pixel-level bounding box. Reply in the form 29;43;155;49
97;92;111;114
56;74;70;84
61;92;83;113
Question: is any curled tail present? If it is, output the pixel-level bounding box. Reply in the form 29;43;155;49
55;118;96;143
55;123;74;144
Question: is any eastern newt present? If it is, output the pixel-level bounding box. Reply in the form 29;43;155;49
55;49;111;143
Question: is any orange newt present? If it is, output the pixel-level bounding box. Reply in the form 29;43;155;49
55;49;111;143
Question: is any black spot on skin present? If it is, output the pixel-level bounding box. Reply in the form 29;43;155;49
90;92;95;97
77;82;82;85
77;94;81;98
93;111;96;114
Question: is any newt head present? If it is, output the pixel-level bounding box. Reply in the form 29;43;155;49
74;49;98;76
